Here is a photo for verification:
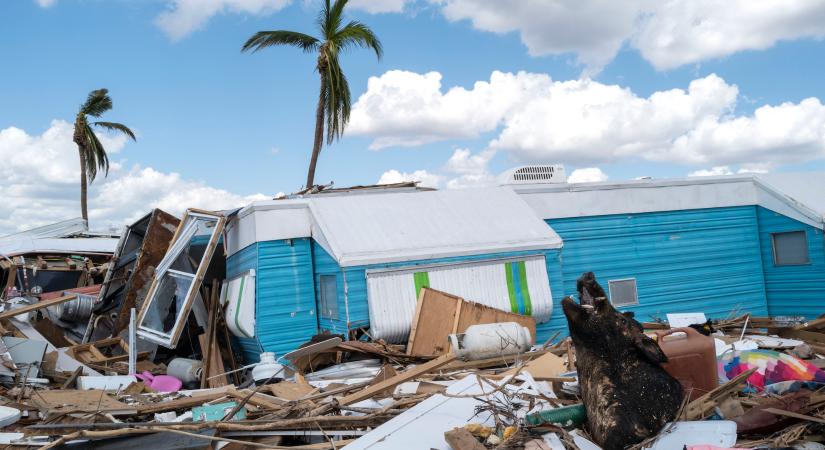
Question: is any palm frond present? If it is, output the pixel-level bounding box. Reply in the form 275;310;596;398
84;125;110;182
323;53;351;144
334;20;383;59
241;30;320;53
93;121;137;141
80;89;112;117
324;0;348;38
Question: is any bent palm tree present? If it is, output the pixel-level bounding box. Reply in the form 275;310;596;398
242;0;382;189
72;88;136;224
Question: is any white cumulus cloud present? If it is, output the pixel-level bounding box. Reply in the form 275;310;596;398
568;167;608;183
351;70;825;171
0;121;268;234
155;0;293;41
377;169;443;188
349;0;410;13
34;0;57;7
348;70;551;149
432;0;825;72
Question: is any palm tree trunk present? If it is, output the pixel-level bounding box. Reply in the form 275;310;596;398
306;71;326;189
78;150;88;225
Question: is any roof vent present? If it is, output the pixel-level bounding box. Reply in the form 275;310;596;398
499;165;567;185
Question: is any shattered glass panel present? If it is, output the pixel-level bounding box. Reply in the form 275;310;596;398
137;210;224;347
140;271;194;335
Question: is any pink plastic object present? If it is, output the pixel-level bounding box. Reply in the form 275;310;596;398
135;371;183;392
687;446;748;450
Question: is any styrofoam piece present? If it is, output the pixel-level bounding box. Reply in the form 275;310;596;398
77;375;137;391
569;430;602;450
743;335;804;348
714;338;759;356
642;421;737;450
667;313;707;328
0;406;21;427
345;375;504;450
542;433;566;450
0;433;25;445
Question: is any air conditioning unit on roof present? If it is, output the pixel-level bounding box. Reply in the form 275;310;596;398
499;165;567;185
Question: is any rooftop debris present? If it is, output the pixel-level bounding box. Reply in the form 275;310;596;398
0;214;822;450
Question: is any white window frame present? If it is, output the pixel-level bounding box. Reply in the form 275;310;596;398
318;274;339;320
608;278;638;307
136;209;225;348
771;230;811;266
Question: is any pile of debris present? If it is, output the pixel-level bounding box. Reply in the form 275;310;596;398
0;213;822;449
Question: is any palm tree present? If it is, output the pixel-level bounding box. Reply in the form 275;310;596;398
72;89;136;224
242;0;382;189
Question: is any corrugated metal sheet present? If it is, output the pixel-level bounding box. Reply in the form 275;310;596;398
313;247;563;344
309;187;562;267
757;206;825;319
547;206;769;335
365;256;553;343
226;239;318;362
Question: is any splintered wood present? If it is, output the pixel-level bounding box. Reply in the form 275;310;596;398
406;288;536;357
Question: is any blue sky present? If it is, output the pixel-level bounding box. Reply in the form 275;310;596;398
2;0;825;232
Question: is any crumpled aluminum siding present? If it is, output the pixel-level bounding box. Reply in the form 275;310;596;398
546;206;769;334
226;239;318;363
757;206;825;319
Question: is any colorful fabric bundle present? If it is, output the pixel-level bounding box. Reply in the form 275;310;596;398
717;349;825;390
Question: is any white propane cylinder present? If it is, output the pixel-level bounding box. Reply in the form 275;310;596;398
449;322;533;360
251;352;285;385
167;358;204;384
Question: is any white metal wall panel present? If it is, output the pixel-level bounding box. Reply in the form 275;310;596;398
366;256;553;343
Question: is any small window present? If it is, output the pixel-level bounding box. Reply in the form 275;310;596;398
608;278;638;307
319;275;338;319
772;231;810;266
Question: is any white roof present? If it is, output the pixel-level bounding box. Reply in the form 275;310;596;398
227;187;563;266
510;173;825;229
0;237;119;257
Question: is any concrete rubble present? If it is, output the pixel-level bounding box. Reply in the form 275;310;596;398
0;213;822;450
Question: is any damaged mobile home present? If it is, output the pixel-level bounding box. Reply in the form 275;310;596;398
0;168;823;448
223;168;825;360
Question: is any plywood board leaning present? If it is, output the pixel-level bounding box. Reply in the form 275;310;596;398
407;288;536;357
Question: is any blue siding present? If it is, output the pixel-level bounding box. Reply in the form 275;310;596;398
227;239;318;361
757;207;825;319
547;206;769;330
312;244;565;344
225;243;262;363
255;239;317;358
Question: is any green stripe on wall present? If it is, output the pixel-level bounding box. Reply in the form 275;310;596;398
504;262;519;314
517;261;532;316
413;271;430;298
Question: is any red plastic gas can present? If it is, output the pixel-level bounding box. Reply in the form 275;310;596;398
654;327;718;401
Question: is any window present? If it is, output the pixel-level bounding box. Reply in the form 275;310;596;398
608;278;638;307
319;275;338;319
136;209;225;348
772;231;810;266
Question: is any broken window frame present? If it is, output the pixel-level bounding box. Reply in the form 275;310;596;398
136;209;225;348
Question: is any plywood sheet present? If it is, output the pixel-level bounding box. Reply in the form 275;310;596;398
407;288;536;357
32;389;136;415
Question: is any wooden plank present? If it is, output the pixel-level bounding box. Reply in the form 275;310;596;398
31;389;137;415
779;328;825;345
444;427;487;450
762;408;825;425
797;316;825;331
0;295;75;320
454;299;536;342
406;288;536;357
135;392;226;414
199;333;228;388
685;367;757;420
338;353;458;406
406;289;461;357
